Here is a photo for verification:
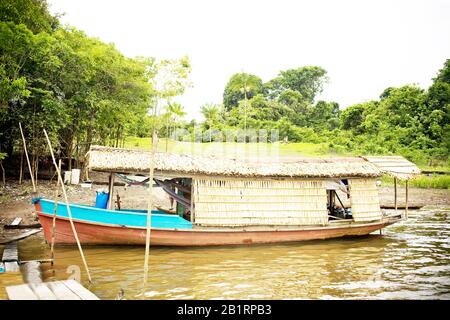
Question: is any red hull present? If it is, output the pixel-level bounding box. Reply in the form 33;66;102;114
37;212;398;246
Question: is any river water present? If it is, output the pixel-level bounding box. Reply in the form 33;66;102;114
14;207;450;300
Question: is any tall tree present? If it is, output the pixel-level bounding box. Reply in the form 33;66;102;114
223;73;263;110
0;0;58;34
266;66;328;104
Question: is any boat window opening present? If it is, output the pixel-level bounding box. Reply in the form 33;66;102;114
156;178;192;221
327;187;352;221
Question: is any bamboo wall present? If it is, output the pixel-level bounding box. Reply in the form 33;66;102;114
349;178;382;222
192;178;328;226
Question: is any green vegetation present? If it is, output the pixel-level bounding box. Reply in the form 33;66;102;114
196;62;450;168
410;175;450;189
125;137;332;156
0;0;190;178
0;0;448;189
382;175;450;189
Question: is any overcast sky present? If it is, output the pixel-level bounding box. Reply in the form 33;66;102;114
48;0;450;120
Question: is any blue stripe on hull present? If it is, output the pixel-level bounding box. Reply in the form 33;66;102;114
37;198;193;229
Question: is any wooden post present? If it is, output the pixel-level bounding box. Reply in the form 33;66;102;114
190;183;195;223
43;129;92;283
50;159;61;266
405;180;409;220
394;177;398;216
107;172;115;210
19;123;36;193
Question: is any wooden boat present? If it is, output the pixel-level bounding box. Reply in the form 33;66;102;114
35;146;421;247
34;198;401;246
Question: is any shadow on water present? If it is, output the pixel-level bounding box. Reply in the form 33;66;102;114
15;207;450;300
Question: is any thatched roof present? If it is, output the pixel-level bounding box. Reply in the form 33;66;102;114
363;156;421;180
87;145;382;179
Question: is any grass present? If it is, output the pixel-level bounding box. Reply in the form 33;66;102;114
417;165;450;174
381;175;450;189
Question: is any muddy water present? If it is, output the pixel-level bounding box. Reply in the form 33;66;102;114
13;207;450;300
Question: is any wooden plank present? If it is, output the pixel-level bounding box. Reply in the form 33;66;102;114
20;258;53;264
62;280;99;300
6;284;39;300
47;281;82;300
22;261;42;284
0;229;41;244
4;223;41;229
4;261;20;272
10;217;22;226
381;204;423;209
29;283;59;300
2;241;18;262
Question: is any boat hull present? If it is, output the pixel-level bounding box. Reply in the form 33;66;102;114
37;212;398;246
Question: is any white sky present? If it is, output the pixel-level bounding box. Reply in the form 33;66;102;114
48;0;450;120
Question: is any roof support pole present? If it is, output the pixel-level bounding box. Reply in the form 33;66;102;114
394;177;398;216
405;180;409;220
107;172;115;210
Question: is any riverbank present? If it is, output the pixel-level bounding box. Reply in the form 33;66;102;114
1;178;449;228
0;175;170;244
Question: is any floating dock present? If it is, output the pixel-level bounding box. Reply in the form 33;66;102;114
6;280;99;300
1;241;20;272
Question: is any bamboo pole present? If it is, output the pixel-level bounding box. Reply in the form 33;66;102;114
142;130;158;297
19;123;36;193
141;89;162;297
43;129;92;283
405;180;409;220
50;159;61;266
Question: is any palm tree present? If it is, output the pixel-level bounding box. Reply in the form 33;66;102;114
169;102;187;122
200;103;221;142
164;102;186;151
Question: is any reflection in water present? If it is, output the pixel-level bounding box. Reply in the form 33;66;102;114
17;207;450;300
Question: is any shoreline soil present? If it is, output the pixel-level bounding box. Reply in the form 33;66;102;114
1;176;449;244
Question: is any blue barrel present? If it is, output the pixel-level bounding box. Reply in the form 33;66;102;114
95;191;109;209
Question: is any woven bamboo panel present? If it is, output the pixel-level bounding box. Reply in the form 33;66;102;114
349;178;381;222
192;178;328;226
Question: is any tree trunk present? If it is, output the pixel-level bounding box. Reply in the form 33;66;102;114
115;125;120;148
19;148;24;184
31;153;35;185
82;113;94;182
0;161;5;187
34;155;38;187
67;131;73;172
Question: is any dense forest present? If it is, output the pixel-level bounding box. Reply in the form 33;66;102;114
195;63;450;166
0;0;449;185
0;0;190;181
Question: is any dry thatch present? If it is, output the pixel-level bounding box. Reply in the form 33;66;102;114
363;156;421;180
349;178;382;222
87;145;382;178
